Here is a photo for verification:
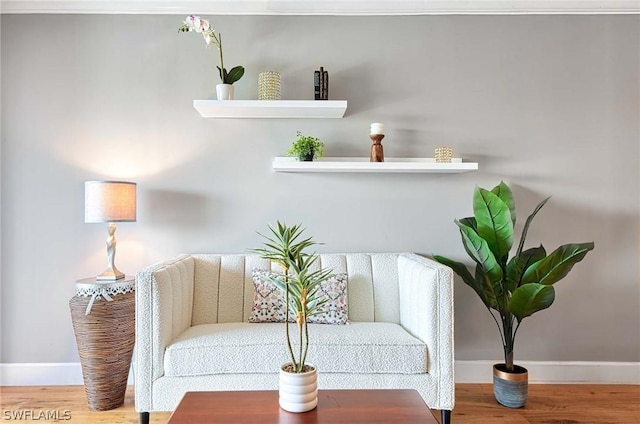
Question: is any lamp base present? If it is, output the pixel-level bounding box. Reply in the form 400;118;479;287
97;268;125;281
97;222;125;280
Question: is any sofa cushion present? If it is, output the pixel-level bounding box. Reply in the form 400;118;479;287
248;270;349;325
164;322;427;377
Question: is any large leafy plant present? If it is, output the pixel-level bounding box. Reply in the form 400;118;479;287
434;182;594;372
250;222;333;373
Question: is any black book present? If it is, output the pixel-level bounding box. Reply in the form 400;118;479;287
318;67;324;101
314;70;321;100
322;70;328;100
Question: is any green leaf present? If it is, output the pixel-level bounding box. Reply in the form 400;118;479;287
226;66;245;84
516;196;550;257
508;283;555;322
473;187;514;260
433;255;475;287
522;242;594;286
474;264;499;309
248;221;319;273
286;132;325;159
458;217;477;232
266;274;287;292
506;245;547;289
455;220;503;285
491;181;516;226
434;255;491;305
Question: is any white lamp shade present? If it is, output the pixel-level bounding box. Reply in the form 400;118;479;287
85;181;137;223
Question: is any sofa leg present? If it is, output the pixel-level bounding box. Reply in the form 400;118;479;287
441;409;451;424
140;412;149;424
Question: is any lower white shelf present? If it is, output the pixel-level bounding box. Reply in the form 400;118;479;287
273;157;479;173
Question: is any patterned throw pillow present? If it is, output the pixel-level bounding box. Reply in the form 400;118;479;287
249;269;349;325
248;269;289;323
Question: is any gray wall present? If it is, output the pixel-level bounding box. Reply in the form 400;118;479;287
1;14;638;365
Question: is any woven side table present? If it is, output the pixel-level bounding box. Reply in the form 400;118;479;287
69;276;135;411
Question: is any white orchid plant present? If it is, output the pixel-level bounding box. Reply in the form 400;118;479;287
178;15;245;85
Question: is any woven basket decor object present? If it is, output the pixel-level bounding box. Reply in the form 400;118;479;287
69;282;135;411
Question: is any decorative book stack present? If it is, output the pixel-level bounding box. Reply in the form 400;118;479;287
314;67;329;100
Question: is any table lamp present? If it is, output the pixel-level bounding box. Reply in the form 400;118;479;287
84;181;137;280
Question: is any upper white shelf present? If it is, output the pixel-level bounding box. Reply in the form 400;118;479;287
273;157;478;173
193;100;347;119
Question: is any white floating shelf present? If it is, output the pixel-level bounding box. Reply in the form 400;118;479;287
193;100;347;119
273;157;479;173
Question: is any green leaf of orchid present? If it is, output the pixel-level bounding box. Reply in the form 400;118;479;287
226;66;245;84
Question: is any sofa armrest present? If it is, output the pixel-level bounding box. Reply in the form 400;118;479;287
134;254;195;412
398;253;455;407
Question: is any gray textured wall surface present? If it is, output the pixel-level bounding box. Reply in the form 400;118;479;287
1;14;638;364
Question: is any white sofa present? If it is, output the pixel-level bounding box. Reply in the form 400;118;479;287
135;252;455;423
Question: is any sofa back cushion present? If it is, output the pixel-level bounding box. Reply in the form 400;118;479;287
190;253;401;325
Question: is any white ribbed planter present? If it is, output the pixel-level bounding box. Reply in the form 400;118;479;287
279;363;318;413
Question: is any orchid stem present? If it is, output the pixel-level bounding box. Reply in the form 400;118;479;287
217;33;225;83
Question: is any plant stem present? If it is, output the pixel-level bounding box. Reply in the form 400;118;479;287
509;321;522;371
283;267;297;370
489;309;507;349
502;312;514;372
300;290;310;372
301;319;309;370
218;33;225;83
297;318;303;372
505;350;514;372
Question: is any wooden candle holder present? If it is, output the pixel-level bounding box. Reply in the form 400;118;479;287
370;134;385;162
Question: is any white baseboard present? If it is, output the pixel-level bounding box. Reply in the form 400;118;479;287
0;363;134;386
0;361;638;386
455;360;640;384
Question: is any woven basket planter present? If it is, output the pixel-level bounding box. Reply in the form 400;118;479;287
69;291;135;411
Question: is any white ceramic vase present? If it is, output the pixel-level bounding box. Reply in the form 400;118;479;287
216;83;234;100
279;363;318;413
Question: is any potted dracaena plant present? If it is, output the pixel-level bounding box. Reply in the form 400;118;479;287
286;132;325;161
434;182;594;408
179;15;245;100
250;221;334;413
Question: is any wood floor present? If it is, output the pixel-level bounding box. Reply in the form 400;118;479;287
1;384;638;423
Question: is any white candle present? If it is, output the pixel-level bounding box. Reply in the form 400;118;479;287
370;123;385;135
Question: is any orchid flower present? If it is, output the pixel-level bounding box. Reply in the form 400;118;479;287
178;15;245;85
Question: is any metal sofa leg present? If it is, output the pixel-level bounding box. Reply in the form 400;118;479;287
140;412;150;424
441;409;452;424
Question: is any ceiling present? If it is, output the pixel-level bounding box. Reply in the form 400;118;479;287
1;0;638;15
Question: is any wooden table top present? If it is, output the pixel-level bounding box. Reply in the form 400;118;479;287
167;389;438;423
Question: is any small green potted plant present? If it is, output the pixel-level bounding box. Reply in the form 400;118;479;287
286;132;325;161
250;221;333;413
434;182;594;408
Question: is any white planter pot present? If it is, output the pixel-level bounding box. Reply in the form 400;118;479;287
279;363;318;413
216;83;234;100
